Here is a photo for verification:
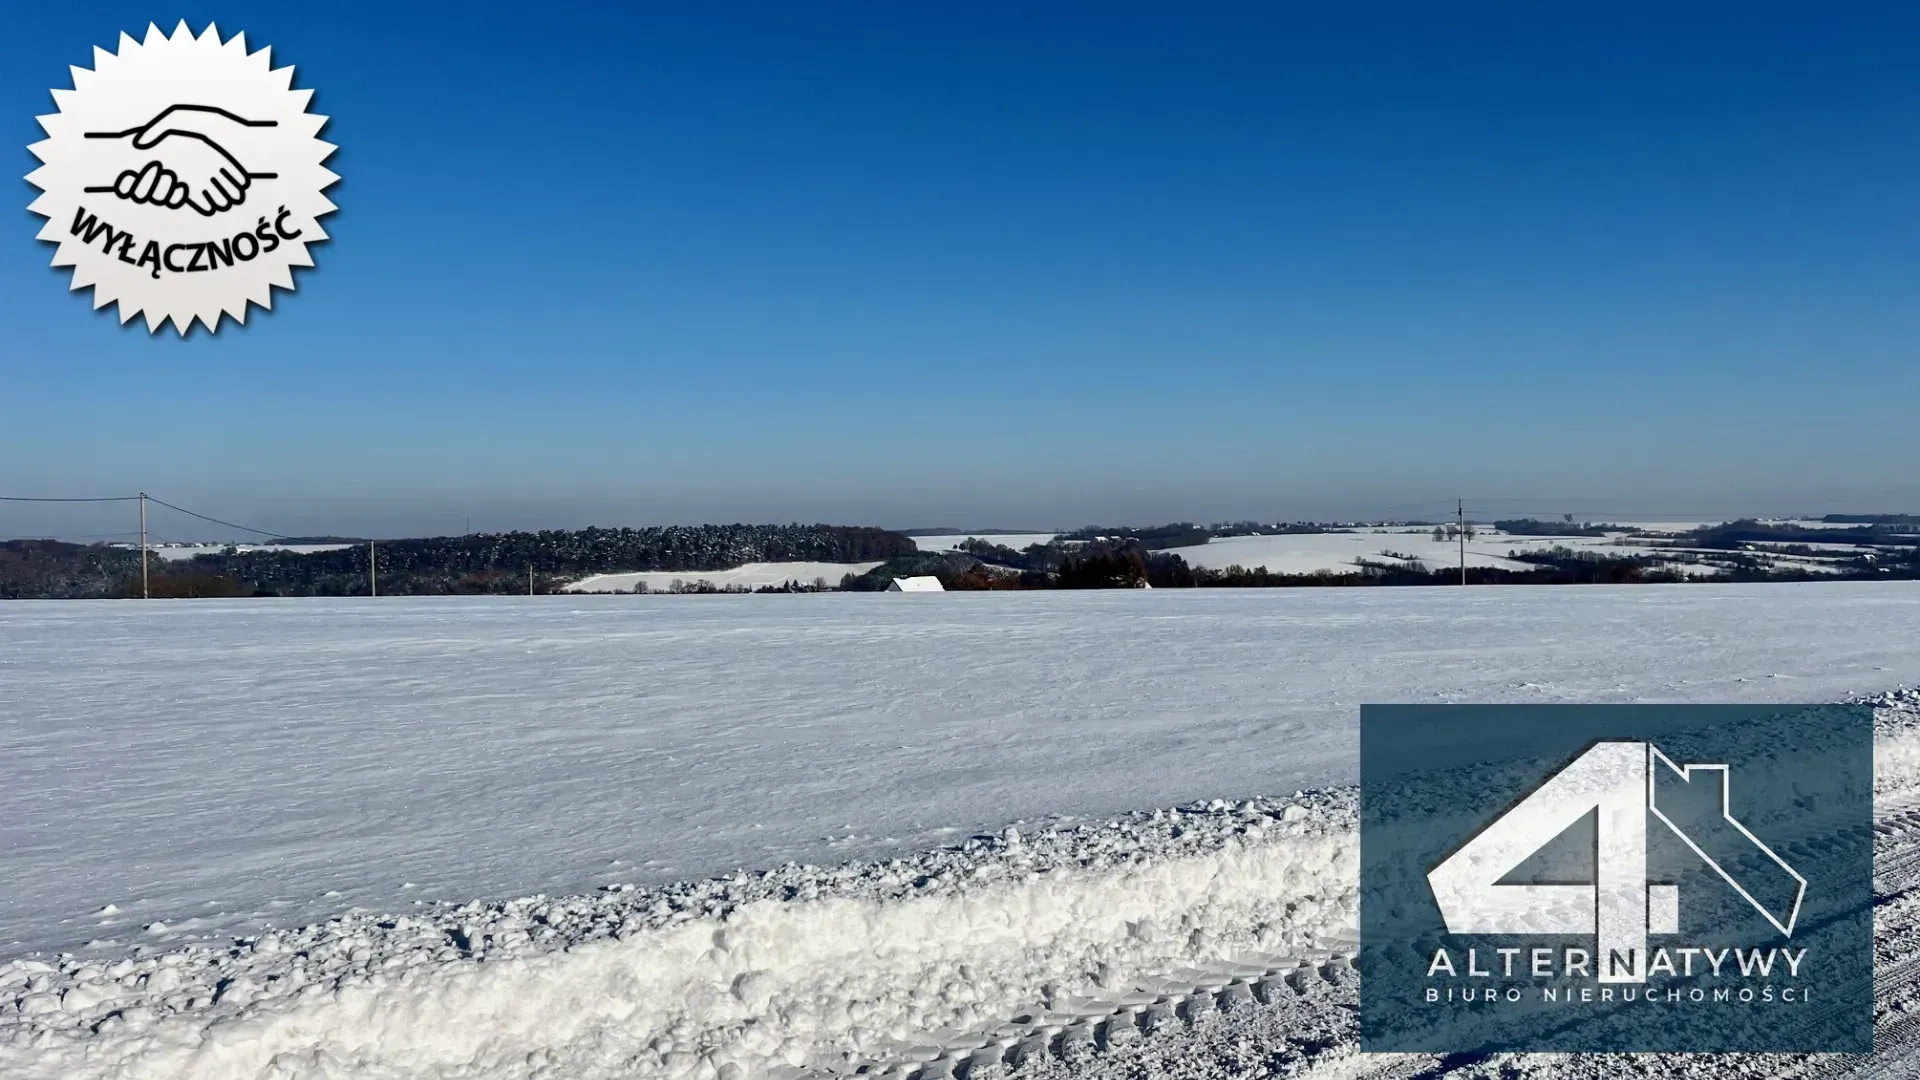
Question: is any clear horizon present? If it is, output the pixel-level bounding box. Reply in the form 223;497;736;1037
7;3;1919;537
1;493;1907;546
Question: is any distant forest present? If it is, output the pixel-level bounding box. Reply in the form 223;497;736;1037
833;518;1920;593
4;516;1918;599
1822;514;1920;524
0;525;917;599
1493;518;1615;537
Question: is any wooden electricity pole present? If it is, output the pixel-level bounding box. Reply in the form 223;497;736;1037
369;540;377;597
1458;498;1466;586
528;564;534;596
139;491;149;599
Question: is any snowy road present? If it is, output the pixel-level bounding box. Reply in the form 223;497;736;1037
5;584;1920;957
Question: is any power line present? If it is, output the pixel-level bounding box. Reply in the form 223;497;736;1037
0;494;139;502
142;496;287;539
3;493;297;539
4;492;303;599
1458;498;1467;586
3;491;304;554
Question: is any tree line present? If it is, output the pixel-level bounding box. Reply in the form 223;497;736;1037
8;517;1917;599
0;524;918;598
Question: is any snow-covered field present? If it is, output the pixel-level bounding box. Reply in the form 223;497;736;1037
1163;530;1536;574
1165;524;1894;578
6;586;1920;1078
562;562;881;592
8;587;1920;957
912;526;1702;575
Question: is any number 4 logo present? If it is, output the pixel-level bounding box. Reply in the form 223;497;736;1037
1427;741;1806;983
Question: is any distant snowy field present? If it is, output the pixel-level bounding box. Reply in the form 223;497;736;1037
1164;529;1536;574
5;586;1920;959
1170;522;1871;577
1166;530;1757;577
904;521;1880;578
563;561;881;592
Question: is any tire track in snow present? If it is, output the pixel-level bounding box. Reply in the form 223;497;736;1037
790;946;1361;1079
967;698;1920;1080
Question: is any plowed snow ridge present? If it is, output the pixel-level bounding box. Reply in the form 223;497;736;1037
5;692;1918;1080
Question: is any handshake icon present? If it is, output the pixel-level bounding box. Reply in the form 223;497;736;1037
83;103;278;217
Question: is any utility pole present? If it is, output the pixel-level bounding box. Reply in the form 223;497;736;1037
1458;498;1466;586
139;491;149;599
528;564;534;596
369;540;377;598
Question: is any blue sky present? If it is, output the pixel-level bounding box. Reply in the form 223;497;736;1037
5;2;1919;538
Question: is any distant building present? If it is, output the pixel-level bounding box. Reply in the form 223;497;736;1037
887;576;944;592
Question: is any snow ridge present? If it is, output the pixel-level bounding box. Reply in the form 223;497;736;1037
5;690;1917;1080
0;793;1356;1079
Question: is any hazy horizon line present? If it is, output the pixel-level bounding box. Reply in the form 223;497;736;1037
10;508;1907;547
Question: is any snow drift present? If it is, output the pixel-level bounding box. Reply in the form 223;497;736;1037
7;692;1920;1080
0;793;1357;1079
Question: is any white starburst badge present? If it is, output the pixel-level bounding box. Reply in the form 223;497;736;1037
26;22;339;334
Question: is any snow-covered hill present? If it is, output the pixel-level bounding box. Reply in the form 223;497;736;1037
563;561;881;592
